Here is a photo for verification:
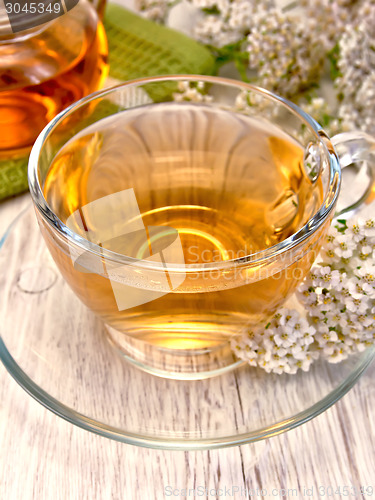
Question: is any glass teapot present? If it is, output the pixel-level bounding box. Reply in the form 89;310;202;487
0;0;108;157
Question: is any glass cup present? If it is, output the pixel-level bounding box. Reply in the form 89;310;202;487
28;75;375;379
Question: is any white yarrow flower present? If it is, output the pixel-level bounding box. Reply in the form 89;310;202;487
233;212;375;374
246;7;325;96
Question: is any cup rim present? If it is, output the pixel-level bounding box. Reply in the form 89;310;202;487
28;74;342;272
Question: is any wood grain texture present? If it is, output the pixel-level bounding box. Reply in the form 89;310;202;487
0;0;374;494
0;194;374;500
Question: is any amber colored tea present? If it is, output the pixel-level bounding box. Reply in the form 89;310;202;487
42;103;325;349
0;6;108;154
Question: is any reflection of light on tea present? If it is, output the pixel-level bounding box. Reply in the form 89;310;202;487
266;189;299;234
153;155;188;163
137;322;230;349
242;263;268;283
178;227;231;261
140;205;214;216
367;182;375;205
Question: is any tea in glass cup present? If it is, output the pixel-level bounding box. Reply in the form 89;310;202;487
29;76;373;379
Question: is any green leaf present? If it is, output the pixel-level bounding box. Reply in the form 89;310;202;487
201;6;221;15
234;56;250;82
327;43;342;80
207;39;250;81
321;113;334;127
335;218;348;233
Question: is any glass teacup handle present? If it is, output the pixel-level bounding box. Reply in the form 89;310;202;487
331;131;375;217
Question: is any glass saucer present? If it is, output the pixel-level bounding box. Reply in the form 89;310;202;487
0;205;374;450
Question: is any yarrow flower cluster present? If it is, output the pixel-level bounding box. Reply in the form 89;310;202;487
336;3;375;134
172;80;213;102
190;0;274;48
232;309;318;375
135;0;177;22
246;7;325;97
300;98;347;137
192;0;254;47
231;217;375;374
135;0;375;135
301;0;372;51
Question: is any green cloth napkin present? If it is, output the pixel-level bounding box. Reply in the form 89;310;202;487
0;4;215;201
